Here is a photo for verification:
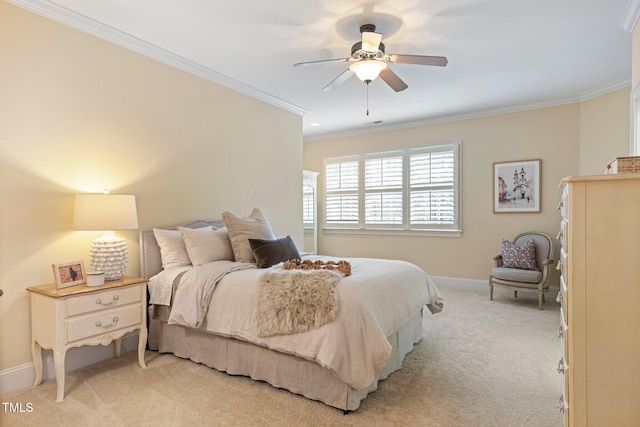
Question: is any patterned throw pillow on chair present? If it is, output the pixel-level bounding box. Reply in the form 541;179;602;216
501;239;538;270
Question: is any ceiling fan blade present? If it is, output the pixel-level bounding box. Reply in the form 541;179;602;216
361;31;383;52
379;68;408;92
293;58;350;67
322;69;354;91
388;54;448;67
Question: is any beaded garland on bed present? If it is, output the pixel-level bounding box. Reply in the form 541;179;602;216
281;259;352;276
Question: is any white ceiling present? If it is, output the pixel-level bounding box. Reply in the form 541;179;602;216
13;0;634;141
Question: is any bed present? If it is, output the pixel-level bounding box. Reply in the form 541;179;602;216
140;217;443;412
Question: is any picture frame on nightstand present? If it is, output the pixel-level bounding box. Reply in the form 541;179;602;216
52;260;86;289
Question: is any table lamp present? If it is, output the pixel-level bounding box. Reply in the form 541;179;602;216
73;193;138;280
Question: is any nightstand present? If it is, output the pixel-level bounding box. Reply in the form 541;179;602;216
27;276;148;402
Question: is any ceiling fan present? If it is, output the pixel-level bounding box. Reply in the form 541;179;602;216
294;24;448;93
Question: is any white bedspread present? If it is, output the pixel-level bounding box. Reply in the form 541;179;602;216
152;255;444;390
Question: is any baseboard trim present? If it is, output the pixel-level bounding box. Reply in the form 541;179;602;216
431;275;560;292
0;332;141;397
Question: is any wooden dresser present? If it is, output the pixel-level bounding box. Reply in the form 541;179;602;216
557;174;640;426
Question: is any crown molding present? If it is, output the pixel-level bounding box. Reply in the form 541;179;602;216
577;76;631;101
621;0;640;32
8;0;308;117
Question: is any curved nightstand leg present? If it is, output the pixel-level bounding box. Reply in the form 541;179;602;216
31;340;43;387
54;349;66;402
114;338;122;358
137;327;147;368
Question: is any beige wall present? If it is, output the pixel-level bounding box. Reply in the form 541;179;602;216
579;88;631;174
305;92;630;282
0;3;302;371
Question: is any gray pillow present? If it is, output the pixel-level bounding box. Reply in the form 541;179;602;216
501;239;538;271
249;236;301;268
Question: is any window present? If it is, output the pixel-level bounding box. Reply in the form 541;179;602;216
303;184;315;228
323;142;461;235
325;159;359;224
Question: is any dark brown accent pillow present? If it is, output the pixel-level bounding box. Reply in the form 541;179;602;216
248;236;301;268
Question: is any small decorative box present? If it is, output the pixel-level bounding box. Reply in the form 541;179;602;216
606;156;640;174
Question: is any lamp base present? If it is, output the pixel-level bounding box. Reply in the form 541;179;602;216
89;231;128;280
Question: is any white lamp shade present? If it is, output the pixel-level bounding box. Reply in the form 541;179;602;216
73;194;138;230
349;60;387;82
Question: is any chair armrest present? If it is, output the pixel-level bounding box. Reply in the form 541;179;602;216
493;254;503;267
542;258;554;265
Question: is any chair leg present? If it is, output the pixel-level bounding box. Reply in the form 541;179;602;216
489;279;494;301
539;293;543;310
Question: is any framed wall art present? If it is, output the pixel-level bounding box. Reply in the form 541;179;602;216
493;159;541;213
52;260;86;289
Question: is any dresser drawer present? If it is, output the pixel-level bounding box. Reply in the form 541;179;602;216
558;378;569;415
559;319;569;362
66;305;142;343
557;317;569;417
66;286;142;318
559;219;568;251
559;248;568;283
559;274;568;299
559;184;569;219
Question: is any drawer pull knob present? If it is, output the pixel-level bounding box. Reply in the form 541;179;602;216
95;295;119;306
557;396;567;413
95;316;119;329
556;291;563;304
556;260;562;271
557;358;567;374
557;325;564;338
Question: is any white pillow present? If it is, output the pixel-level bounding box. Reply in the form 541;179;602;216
178;226;234;266
153;228;191;269
222;208;275;263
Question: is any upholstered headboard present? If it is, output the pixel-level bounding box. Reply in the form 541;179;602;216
139;220;225;278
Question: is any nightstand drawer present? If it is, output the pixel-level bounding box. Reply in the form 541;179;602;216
66;305;142;343
66;286;142;318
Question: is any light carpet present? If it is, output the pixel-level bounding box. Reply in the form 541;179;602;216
1;280;563;427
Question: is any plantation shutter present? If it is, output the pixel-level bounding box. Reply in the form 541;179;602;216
365;152;403;225
325;158;359;224
303;184;314;226
409;148;456;226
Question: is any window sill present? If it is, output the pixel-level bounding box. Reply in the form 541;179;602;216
322;228;462;238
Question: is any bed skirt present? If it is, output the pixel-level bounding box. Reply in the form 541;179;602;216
147;308;424;411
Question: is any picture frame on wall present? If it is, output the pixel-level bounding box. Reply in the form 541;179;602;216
52;260;86;289
493;159;541;213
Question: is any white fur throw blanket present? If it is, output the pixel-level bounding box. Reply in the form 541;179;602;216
253;268;342;337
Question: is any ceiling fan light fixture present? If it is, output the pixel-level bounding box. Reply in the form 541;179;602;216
349;60;387;83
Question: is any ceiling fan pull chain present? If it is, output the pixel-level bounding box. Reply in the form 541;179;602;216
366;81;370;116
